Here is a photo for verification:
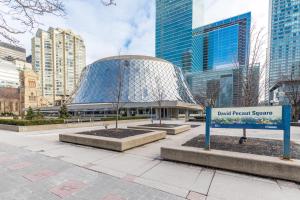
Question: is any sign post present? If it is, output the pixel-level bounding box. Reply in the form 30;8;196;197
283;105;291;159
205;105;292;159
205;107;211;150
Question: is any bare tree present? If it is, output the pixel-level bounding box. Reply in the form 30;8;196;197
280;74;300;122
233;26;267;143
0;0;117;44
234;26;267;108
194;79;222;108
0;0;65;44
101;0;116;6
112;57;127;129
154;76;165;125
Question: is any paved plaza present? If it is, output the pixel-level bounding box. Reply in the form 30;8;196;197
0;120;299;200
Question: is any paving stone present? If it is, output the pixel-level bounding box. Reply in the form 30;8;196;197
278;186;300;200
190;169;215;195
187;191;206;200
50;180;86;198
8;162;32;170
122;174;137;182
0;189;60;200
141;161;202;189
24;169;57;182
0;155;16;165
277;180;299;189
0;173;28;194
101;194;125;200
135;176;189;198
208;172;284;200
43;145;117;166
93;154;159;176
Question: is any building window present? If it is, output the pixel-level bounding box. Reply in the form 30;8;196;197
29;92;36;102
29;80;36;88
9;102;13;112
15;103;19;112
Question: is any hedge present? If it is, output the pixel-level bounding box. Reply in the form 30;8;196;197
101;116;149;121
0;116;148;126
0;119;64;126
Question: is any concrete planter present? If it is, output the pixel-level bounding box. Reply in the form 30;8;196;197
0;119;148;132
60;130;166;152
127;124;191;135
161;145;300;183
291;122;300;127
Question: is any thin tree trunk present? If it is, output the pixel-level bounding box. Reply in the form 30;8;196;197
159;107;162;125
116;105;119;129
243;129;247;138
293;105;299;122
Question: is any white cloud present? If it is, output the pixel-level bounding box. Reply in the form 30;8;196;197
13;0;268;65
204;0;269;30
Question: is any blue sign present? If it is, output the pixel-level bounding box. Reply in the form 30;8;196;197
205;105;291;159
211;106;283;130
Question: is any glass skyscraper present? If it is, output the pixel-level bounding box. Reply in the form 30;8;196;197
155;0;251;107
190;13;251;107
191;12;251;73
155;0;203;73
268;0;300;103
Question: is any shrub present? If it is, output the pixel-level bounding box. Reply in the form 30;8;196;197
59;104;70;119
0;119;64;126
35;109;44;120
101;116;149;121
25;107;35;120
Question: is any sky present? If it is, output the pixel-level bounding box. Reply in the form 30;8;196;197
14;0;270;65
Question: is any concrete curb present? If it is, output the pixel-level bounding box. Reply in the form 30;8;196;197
161;145;300;183
127;124;191;135
0;119;148;132
60;130;166;151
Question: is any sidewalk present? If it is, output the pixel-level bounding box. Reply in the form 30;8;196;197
0;120;299;199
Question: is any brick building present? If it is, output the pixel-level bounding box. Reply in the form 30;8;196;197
0;88;20;116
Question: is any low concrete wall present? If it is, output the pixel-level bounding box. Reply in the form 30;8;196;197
127;124;191;135
0;119;149;132
0;124;19;132
60;130;166;151
291;122;300;127
161;146;300;183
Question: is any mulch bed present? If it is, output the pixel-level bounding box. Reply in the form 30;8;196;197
189;125;201;128
77;129;150;139
183;135;300;159
141;124;182;128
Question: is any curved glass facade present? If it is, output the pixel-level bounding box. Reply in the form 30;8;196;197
70;55;196;105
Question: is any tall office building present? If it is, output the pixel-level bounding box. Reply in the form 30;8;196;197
268;0;300;104
191;13;251;72
0;42;26;62
190;13;251;107
155;0;203;72
32;28;86;106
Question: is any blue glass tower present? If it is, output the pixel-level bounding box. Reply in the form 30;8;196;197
268;0;300;103
190;13;251;107
191;12;251;72
155;0;251;107
155;0;203;72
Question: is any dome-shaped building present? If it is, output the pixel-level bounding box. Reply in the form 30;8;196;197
71;55;196;104
44;55;200;119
